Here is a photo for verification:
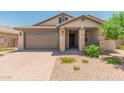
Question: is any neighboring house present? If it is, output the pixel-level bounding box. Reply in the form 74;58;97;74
0;26;19;48
15;13;124;52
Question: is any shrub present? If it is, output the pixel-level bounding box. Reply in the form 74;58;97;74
82;59;89;64
85;42;100;46
118;45;124;50
106;57;122;64
60;56;76;64
83;44;100;57
73;65;80;71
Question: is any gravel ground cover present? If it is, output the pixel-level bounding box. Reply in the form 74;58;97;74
51;55;124;81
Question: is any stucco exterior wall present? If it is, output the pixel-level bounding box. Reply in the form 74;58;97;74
87;30;99;43
104;40;116;51
115;40;124;48
38;15;73;26
61;19;100;28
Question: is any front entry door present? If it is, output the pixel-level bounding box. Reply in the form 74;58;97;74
69;33;75;48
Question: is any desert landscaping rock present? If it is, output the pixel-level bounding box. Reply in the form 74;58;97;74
51;56;124;81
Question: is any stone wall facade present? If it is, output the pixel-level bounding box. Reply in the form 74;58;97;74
78;27;85;51
59;28;65;52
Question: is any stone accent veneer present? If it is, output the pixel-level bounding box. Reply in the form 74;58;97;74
78;27;85;51
59;28;65;52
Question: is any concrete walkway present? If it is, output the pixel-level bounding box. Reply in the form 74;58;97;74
0;50;56;81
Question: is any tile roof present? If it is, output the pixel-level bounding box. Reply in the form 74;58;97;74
15;25;57;30
57;14;104;27
33;12;74;26
0;26;19;34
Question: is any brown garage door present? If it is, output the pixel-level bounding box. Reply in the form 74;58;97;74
25;31;59;49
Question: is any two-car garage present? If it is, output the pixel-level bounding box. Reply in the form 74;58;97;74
24;28;59;49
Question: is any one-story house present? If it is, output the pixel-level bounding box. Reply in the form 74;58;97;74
15;13;124;52
0;26;19;48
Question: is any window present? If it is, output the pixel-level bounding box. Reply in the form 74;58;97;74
58;17;68;23
0;37;4;44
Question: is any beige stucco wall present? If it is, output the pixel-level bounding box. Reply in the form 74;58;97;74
24;29;59;49
104;40;116;51
61;19;100;28
115;40;124;48
39;15;73;26
87;30;99;43
103;39;124;51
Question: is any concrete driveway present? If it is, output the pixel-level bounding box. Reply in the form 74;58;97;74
0;49;56;81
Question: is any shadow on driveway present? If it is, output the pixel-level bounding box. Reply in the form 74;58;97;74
13;49;82;56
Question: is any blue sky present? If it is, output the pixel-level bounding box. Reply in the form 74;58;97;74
0;11;115;27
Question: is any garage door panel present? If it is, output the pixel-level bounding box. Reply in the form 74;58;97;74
25;31;59;49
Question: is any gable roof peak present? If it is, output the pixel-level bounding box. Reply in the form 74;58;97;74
58;12;74;17
57;14;104;27
33;12;74;26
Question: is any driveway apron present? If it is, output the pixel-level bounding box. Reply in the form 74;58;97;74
0;50;56;81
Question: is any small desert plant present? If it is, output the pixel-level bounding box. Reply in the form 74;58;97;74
106;57;122;65
0;54;4;56
83;44;100;57
60;56;76;64
73;65;80;71
82;59;89;64
118;45;124;50
0;48;15;52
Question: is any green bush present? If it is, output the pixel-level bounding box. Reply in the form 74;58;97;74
118;45;124;50
85;42;100;46
60;56;76;64
83;44;100;57
106;57;122;64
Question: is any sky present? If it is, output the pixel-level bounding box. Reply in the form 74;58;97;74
0;11;115;27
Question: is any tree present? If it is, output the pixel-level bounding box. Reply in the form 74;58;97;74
100;12;124;40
